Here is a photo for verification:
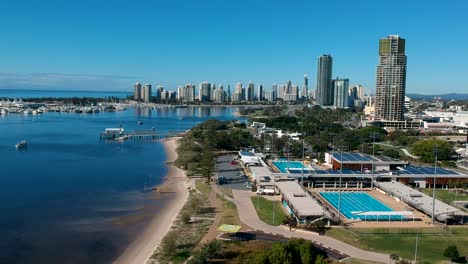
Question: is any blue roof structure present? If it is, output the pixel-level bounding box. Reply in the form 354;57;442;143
333;153;374;162
398;166;461;175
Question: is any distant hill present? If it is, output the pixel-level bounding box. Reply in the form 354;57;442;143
407;93;468;100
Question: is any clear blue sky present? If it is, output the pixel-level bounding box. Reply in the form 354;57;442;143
1;0;467;94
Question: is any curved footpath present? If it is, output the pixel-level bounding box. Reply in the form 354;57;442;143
114;137;190;264
231;189;391;263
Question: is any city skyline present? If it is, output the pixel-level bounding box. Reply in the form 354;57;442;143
1;1;467;94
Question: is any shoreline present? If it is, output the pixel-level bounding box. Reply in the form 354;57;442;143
113;137;189;264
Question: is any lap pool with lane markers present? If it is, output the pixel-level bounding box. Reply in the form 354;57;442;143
320;191;405;221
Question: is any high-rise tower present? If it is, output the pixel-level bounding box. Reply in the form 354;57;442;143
133;82;142;101
302;74;308;100
375;35;407;121
247;82;255;101
142;83;152;103
258;85;264;101
332;78;349;108
199;81;211;102
316;55;333;106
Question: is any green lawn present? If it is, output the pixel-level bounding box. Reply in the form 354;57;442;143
217;194;241;226
195;179;211;197
326;227;468;262
250;196;287;226
341;258;384;264
419;188;468;204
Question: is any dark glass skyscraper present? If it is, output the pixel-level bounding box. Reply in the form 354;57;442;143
316;54;333;106
375;35;407;121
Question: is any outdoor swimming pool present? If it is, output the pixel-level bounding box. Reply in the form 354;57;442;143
320;191;404;221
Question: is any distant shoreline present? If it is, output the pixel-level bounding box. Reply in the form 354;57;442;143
113;137;190;264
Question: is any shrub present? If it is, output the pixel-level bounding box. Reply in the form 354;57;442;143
181;212;191;224
443;245;460;261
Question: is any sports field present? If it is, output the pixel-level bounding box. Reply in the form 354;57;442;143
326;227;468;262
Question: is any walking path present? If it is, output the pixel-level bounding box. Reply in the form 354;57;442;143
232;189;391;263
375;142;419;160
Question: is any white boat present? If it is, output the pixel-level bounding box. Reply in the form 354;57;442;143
16;140;27;149
115;136;129;141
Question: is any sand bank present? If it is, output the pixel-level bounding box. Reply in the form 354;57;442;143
113;137;189;264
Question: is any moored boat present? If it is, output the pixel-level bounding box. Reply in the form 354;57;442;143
15;140;28;149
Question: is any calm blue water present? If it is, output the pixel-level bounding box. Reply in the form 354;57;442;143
0;106;244;264
0;89;130;99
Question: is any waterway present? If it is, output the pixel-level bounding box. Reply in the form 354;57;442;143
0;106;244;264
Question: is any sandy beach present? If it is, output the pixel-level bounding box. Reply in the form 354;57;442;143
113;137;189;264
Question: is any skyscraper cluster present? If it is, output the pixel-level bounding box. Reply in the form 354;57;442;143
131;35;407;115
133;82;152;103
314;54;372;109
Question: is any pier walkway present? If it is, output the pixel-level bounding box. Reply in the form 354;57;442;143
99;129;185;140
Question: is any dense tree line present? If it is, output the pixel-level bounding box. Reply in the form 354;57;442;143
245;239;327;264
251;106;460;164
175;119;257;177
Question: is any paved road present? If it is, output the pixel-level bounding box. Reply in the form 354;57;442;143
232;190;391;263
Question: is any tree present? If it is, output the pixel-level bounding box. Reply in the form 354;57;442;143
268;242;292;264
443;245;460;261
314;255;327;264
200;148;215;182
382;148;401;159
412;139;455;163
161;231;177;254
181;212;191;224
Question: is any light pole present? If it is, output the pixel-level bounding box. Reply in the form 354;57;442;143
287;136;291;173
432;145;438;225
369;132;379;189
272;199;276;225
301;132;306;184
336;145;348;222
414;228;419;263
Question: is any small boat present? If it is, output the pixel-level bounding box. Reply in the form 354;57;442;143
16;140;28;149
138;121;143;125
115;136;129;141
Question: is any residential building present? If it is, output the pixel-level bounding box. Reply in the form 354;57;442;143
316;54;333;106
133;82;142;101
258;84;264;101
247;82;255;101
332;78;349;108
142;83;152;103
199;81;211;102
375;35;407;121
302;74;308;99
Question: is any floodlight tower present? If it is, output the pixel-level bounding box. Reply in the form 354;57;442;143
432;146;438;225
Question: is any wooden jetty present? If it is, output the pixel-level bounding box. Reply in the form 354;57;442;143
99;128;185;140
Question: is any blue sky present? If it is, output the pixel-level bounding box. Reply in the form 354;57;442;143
1;0;467;94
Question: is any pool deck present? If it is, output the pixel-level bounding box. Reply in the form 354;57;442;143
232;189;390;263
311;189;433;227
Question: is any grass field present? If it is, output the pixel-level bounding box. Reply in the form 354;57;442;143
195;179;211;197
326;227;468;262
217;194;241;226
250;196;287;226
341;258;384;264
419;188;468;204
